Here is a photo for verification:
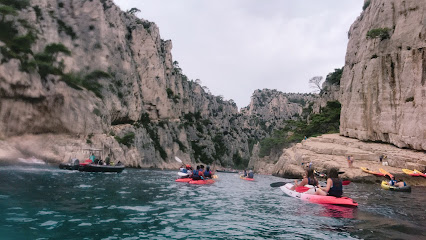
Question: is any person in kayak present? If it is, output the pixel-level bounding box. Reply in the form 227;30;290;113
243;169;247;177
247;170;254;179
388;176;407;187
192;165;202;180
292;169;319;190
315;168;342;197
204;166;212;178
180;164;188;174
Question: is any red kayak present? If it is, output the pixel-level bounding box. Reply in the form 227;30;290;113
188;179;215;185
175;178;192;183
281;183;358;207
240;176;254;181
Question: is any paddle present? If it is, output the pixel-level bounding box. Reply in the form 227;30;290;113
175;156;183;163
270;181;294;187
271;180;351;188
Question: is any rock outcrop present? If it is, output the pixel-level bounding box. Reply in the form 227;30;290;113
340;0;426;150
272;134;426;185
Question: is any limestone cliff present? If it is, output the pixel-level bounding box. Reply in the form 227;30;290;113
340;0;426;150
0;0;313;168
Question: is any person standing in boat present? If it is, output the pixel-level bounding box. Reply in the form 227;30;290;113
89;152;96;163
105;154;111;165
315;168;343;197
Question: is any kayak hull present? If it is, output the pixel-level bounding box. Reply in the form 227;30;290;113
175;178;192;183
188;179;215;185
381;181;411;192
280;183;358;207
240;176;254;181
360;167;385;177
379;168;393;179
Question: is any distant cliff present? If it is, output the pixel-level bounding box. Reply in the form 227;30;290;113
0;0;315;168
340;0;426;150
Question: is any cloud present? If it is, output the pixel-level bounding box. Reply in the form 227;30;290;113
113;0;362;108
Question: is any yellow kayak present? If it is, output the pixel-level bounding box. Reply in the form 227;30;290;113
360;167;385;176
381;181;411;192
379;168;393;179
402;169;426;177
414;169;426;177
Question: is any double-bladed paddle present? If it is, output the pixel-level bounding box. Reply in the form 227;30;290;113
270;180;351;188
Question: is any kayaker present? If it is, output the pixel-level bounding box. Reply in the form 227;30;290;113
192;165;202;180
247;170;254;179
243;169;247;177
292;169;319;190
204;166;212;178
388;176;407;188
315;168;342;197
180;165;188;174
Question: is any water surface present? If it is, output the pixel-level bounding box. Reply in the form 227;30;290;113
0;165;425;239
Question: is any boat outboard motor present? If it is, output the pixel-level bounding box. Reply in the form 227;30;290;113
72;158;80;166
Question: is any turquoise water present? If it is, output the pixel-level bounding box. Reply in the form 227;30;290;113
0;165;425;239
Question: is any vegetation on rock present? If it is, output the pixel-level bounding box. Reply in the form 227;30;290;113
366;28;391;40
259;101;341;157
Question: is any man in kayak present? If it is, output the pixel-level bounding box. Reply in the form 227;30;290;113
388;176;407;188
247;170;254;179
315;168;342;197
292;169;319;189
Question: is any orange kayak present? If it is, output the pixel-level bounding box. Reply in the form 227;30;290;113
379;168;393;179
360;167;385;177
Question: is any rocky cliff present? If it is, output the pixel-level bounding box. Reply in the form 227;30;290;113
340;0;426;150
0;0;317;168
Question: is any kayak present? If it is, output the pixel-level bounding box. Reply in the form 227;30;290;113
188;179;215;185
178;172;189;177
240;176;254;181
381;181;411;192
212;175;218;179
280;183;358;207
175;178;192;183
414;169;426;177
379;168;393;179
360;167;385;177
402;169;426;177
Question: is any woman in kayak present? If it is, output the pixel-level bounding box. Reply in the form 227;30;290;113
292;169;319;190
192;165;202;180
315;168;342;197
388;176;407;187
204;166;212;178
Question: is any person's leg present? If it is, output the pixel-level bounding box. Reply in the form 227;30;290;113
315;188;327;196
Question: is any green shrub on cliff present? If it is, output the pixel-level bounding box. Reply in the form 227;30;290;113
259;101;341;157
0;0;30;10
367;28;391;40
362;0;371;11
324;67;343;85
115;132;135;147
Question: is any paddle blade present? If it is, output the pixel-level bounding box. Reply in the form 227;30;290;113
342;180;351;185
174;156;182;163
270;182;287;187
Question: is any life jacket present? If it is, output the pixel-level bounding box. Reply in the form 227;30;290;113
204;170;212;177
389;180;397;186
192;169;199;177
308;177;318;186
247;172;254;178
328;178;342;197
181;168;188;173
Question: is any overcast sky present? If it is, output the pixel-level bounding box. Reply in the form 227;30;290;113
113;0;362;108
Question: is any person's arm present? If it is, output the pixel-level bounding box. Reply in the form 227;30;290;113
295;177;308;187
320;178;333;192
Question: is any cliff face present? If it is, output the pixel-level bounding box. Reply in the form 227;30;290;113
0;0;316;168
340;0;426;150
